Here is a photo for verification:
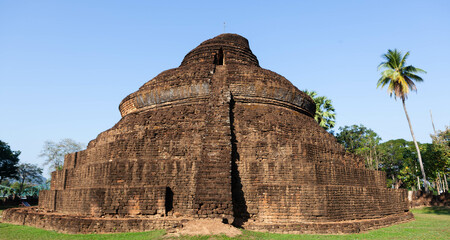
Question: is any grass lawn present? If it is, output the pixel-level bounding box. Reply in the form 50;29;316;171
1;207;449;240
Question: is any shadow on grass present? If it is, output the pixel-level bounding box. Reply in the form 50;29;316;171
413;206;450;215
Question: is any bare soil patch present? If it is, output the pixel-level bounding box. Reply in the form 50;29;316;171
168;219;242;237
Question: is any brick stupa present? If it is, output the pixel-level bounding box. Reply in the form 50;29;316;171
3;34;413;234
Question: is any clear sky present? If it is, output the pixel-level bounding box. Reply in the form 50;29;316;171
1;1;449;177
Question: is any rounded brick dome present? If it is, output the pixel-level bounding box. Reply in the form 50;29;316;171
119;33;315;118
181;33;259;67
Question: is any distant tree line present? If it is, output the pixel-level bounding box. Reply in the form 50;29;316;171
0;140;46;198
0;139;84;198
336;124;449;193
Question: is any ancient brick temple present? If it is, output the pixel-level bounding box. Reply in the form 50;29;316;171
3;34;413;234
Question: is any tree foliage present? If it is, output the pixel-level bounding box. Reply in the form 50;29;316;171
431;125;450;147
376;139;449;191
424;126;450;187
377;139;417;189
0;140;20;181
336;124;449;191
303;90;336;131
336;125;381;169
15;163;44;196
39;139;84;171
421;143;449;179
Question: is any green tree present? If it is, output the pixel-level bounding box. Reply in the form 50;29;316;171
39;138;84;171
304;90;336;131
15;163;44;196
431;125;450;147
377;49;428;188
425;127;450;192
378;139;418;189
0;179;14;197
336;124;381;169
421;143;449;179
0;140;20;182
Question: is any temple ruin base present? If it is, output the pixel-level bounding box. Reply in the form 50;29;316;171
2;207;186;234
2;207;414;234
243;212;414;234
1;34;415;235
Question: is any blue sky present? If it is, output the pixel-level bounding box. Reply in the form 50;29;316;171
1;1;449;176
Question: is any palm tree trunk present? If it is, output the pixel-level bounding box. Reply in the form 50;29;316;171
402;98;427;191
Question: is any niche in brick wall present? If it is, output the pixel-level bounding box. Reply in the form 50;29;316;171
214;48;224;65
165;187;174;215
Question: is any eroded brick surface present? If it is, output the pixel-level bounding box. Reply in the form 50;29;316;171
2;33;413;234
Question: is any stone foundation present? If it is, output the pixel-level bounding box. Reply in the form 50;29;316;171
2;207;413;234
410;191;450;208
244;212;414;234
2;207;185;234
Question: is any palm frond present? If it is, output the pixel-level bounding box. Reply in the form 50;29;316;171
388;81;396;97
399;76;410;95
387;49;402;68
378;62;389;71
383;69;395;76
303;89;317;98
404;72;424;82
404;76;418;92
377;69;395;88
400;51;410;68
377;76;389;88
403;65;427;74
384;52;397;69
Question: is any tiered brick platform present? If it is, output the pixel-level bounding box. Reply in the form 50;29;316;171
2;207;412;234
2;34;413;234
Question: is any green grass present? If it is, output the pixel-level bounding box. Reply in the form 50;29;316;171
1;207;449;240
0;225;166;240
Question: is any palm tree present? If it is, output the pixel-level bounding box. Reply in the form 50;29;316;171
377;49;427;189
304;90;336;131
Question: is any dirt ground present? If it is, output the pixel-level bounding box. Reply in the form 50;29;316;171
168;219;242;237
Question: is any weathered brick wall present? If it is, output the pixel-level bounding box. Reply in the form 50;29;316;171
234;103;363;171
232;100;406;222
228;65;316;118
74;103;208;166
3;206;412;234
62;160;195;190
38;190;55;210
2;207;186;234
254;185;407;222
192;65;233;219
119;65;215;117
50;170;65;190
49;187;166;216
41;63;236;220
41;100;232;218
410;191;450;208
